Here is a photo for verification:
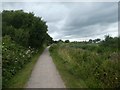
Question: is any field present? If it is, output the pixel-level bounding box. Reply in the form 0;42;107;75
49;37;120;88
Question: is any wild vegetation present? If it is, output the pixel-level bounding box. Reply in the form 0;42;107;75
50;36;120;88
2;10;53;87
2;9;120;88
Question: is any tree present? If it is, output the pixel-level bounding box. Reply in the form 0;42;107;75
2;10;54;87
96;38;101;43
105;35;113;42
2;10;52;48
93;40;96;43
100;35;118;50
89;39;92;43
58;39;63;43
65;40;70;43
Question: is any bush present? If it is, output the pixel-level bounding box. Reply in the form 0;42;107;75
2;10;53;87
2;35;37;87
50;42;120;88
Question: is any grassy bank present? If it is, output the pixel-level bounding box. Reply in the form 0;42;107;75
5;47;44;88
49;43;87;88
49;43;120;88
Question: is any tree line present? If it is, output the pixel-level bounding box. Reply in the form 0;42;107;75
2;10;53;87
2;10;53;48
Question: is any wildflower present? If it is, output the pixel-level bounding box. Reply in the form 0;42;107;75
26;50;30;54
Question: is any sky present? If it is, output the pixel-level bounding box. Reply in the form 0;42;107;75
1;0;119;41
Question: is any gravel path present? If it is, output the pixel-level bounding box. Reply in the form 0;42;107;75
26;46;65;88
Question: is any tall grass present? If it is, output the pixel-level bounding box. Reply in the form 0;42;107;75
49;43;120;88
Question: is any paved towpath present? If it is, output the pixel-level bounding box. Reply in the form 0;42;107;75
26;46;65;88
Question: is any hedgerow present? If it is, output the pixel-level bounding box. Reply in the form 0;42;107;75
2;10;53;87
2;35;38;87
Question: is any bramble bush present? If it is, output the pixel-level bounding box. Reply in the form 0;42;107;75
2;35;38;87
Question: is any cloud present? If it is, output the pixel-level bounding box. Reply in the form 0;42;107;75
1;0;120;2
57;2;118;41
62;2;117;30
2;2;118;41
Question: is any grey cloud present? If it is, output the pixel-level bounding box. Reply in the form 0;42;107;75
2;2;118;41
55;2;118;41
63;2;118;30
2;0;120;2
61;22;118;41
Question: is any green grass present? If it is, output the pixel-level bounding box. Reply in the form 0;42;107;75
49;44;87;88
49;43;120;88
52;56;87;88
6;47;44;88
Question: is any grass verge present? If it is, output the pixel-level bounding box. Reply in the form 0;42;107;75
49;43;120;88
49;45;87;88
6;47;44;88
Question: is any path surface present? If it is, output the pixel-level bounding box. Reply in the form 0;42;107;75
26;46;65;88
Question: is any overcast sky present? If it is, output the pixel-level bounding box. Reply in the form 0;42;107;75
2;1;119;41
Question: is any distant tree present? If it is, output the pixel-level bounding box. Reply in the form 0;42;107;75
83;41;88;44
101;35;118;49
93;40;96;43
92;38;101;43
89;39;92;43
105;35;113;42
53;41;58;44
96;38;101;43
58;39;63;43
65;40;70;43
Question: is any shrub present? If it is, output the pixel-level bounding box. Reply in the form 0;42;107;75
2;35;37;87
50;42;120;88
